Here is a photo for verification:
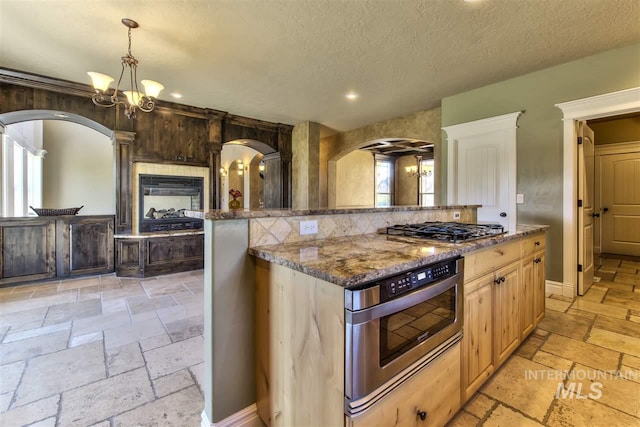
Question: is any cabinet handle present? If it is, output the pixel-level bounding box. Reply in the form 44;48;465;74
534;241;540;246
535;258;541;263
417;410;427;421
500;276;506;283
494;278;502;285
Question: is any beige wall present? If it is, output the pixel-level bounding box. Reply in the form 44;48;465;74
589;116;640;145
42;121;114;215
324;107;442;208
319;135;341;208
335;150;374;208
395;155;419;205
221;144;261;208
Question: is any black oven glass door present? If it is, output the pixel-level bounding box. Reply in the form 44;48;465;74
379;286;456;367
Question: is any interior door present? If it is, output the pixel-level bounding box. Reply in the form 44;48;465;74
577;122;595;296
601;152;640;256
457;133;511;229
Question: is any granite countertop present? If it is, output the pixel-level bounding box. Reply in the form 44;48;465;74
249;224;549;288
185;205;481;221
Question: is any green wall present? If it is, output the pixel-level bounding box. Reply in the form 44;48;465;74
441;42;640;282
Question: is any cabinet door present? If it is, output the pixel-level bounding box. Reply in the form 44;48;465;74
462;273;495;400
533;252;546;325
0;219;56;284
493;261;520;367
347;343;461;427
519;256;535;339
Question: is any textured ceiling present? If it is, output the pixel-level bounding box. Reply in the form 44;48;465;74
1;0;639;132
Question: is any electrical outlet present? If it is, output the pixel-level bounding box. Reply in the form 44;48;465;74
453;211;461;220
516;193;525;204
300;220;318;235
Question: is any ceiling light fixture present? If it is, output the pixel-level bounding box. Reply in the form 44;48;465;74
87;18;164;119
345;92;359;100
170;92;183;99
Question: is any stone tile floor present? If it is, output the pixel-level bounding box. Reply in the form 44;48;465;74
449;254;640;426
2;255;640;427
0;270;205;427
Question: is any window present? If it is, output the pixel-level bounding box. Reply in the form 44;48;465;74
2;125;44;217
419;159;435;206
375;158;394;207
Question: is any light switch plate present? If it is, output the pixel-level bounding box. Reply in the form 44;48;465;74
516;194;525;204
453;211;461;220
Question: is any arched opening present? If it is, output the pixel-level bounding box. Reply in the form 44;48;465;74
221;139;279;209
327;138;435;208
0;111;115;217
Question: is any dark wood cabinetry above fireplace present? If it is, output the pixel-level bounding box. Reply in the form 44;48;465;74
0;68;293;280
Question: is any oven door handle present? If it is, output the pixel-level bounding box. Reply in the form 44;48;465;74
345;273;460;326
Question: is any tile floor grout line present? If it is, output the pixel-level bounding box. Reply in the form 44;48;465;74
53;392;63;427
139;340;160;401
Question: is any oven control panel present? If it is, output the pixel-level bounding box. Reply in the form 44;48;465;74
381;258;458;300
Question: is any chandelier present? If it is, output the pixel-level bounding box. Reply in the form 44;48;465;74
405;155;432;177
87;18;164;119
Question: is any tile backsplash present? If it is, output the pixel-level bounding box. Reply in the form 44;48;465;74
249;208;476;247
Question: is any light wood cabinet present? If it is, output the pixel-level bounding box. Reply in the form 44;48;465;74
462;272;495;399
493;261;521;367
520;232;547;333
520;255;536;337
346;343;461;427
533;252;546;324
462;233;546;402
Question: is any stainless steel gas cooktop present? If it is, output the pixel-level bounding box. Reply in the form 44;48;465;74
386;222;506;243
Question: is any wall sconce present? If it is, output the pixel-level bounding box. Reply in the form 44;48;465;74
237;161;244;175
219;167;227;177
259;161;265;172
406;155;431;177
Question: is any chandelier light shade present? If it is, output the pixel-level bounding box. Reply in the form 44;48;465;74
87;18;164;119
405;155;431;177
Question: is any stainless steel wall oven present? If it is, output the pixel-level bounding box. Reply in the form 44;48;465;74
344;257;463;415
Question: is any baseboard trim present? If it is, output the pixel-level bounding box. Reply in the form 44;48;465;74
202;404;261;427
546;280;575;299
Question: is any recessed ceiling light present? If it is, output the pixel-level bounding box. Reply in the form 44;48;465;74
345;92;359;100
54;113;68;118
170;92;183;99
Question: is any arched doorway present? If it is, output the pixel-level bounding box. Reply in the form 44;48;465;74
222;139;281;209
0;111;115;217
327;138;435;208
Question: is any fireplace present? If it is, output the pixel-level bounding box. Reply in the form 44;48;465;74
138;174;204;233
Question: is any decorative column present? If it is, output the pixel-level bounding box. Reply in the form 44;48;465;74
292;121;320;209
113;130;135;234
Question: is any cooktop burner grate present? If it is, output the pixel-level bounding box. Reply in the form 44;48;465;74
386;222;506;243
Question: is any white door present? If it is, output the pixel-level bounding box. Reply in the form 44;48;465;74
601;152;640;256
457;135;510;228
577;122;595;296
444;112;520;231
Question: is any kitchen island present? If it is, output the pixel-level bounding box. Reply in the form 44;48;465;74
194;205;479;425
193;205;548;427
250;223;548;426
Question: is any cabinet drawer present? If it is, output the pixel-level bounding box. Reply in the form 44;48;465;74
463;241;520;282
347;343;461;427
521;233;546;258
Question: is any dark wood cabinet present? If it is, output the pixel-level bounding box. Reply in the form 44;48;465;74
56;216;115;276
0;218;56;285
115;233;204;278
0;216;114;286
